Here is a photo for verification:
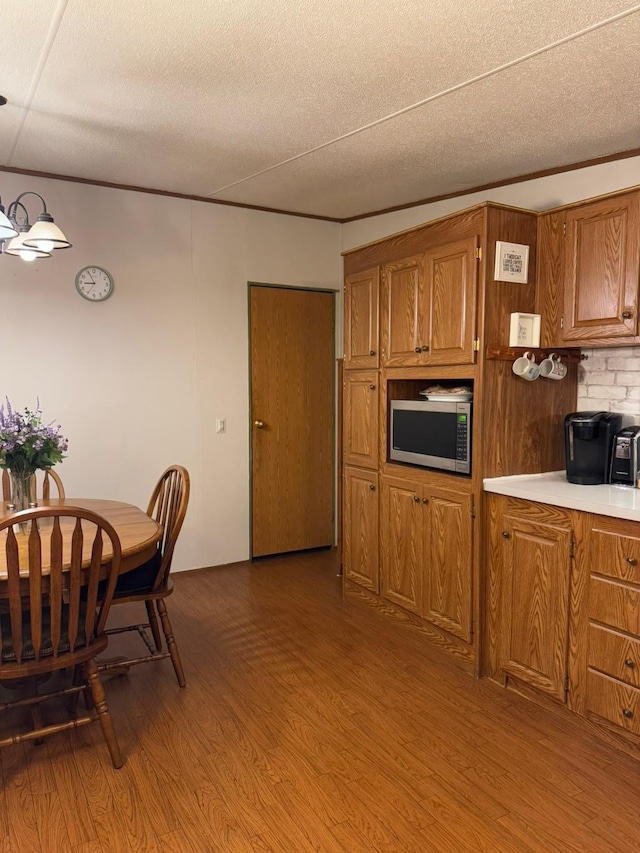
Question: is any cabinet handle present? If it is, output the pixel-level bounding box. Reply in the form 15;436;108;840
624;658;636;669
369;484;376;491
626;556;637;566
622;708;634;719
413;496;420;502
369;350;376;356
414;347;421;353
501;531;511;539
422;497;429;504
369;384;376;390
421;345;429;352
622;311;633;320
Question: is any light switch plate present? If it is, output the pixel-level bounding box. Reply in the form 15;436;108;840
216;418;226;434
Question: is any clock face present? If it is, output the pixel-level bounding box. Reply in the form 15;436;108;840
75;266;114;302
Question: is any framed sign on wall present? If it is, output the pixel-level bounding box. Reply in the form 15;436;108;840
495;241;530;283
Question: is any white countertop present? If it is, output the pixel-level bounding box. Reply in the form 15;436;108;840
483;470;640;522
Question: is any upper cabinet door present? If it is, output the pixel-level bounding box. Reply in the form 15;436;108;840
344;268;379;369
424;236;478;365
563;192;640;342
380;255;426;366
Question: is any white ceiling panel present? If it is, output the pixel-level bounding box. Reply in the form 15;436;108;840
212;12;640;217
0;1;58;165
2;0;640;217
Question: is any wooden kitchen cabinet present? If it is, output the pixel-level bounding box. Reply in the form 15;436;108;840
380;254;426;367
381;476;423;614
423;485;473;642
344;267;379;369
487;494;640;751
343;466;379;593
490;497;573;701
582;515;640;735
380;237;478;367
423;237;478;366
381;476;473;638
538;189;640;346
343;371;379;470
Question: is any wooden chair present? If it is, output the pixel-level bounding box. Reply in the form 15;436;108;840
2;468;65;502
101;465;190;687
0;506;123;767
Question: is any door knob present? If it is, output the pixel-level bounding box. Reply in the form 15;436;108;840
622;311;633;320
369;350;376;356
421;345;429;352
254;420;265;429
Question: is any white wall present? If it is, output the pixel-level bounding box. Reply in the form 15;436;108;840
0;175;341;571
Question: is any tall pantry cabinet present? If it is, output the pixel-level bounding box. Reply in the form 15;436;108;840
342;202;579;672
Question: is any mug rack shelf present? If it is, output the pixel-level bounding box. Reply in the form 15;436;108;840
485;345;585;363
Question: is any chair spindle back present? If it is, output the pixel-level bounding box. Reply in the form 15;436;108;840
147;466;190;591
0;507;121;670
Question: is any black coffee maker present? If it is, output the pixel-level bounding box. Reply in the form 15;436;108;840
564;412;622;485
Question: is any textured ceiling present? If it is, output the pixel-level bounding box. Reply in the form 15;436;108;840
1;0;639;219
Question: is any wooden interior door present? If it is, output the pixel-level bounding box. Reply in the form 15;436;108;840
250;285;334;558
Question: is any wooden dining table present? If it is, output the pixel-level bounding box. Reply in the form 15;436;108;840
0;498;161;588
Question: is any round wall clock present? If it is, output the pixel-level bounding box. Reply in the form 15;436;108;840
75;266;114;302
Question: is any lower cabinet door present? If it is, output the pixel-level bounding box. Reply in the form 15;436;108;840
343;466;379;592
381;476;422;614
499;515;572;701
423;487;473;642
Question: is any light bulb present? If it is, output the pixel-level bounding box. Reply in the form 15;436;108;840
37;240;55;253
21;250;37;262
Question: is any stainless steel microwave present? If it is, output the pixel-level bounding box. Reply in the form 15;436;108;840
389;399;472;474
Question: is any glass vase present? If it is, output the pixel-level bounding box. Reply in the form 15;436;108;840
9;470;34;512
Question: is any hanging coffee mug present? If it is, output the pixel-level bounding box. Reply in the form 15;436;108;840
539;352;567;380
512;351;540;381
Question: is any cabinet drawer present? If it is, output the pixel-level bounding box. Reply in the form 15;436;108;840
588;623;640;688
590;526;640;584
587;670;640;736
589;577;640;635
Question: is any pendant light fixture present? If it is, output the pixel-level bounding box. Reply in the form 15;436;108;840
3;224;51;261
0;192;72;260
0;95;72;259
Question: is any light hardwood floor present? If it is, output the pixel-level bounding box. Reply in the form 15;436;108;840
1;548;640;852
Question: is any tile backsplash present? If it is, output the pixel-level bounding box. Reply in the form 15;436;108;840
578;347;640;421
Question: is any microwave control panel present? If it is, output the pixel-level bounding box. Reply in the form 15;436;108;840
455;411;470;473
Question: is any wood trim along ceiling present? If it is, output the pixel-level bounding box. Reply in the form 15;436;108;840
1;146;638;225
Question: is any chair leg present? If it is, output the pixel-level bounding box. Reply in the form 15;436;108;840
85;658;123;769
157;599;186;688
145;600;162;651
69;665;82;715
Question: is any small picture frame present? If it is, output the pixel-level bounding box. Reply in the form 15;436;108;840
509;312;541;348
495;241;530;283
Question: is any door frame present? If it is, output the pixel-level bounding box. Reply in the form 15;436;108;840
247;281;338;560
